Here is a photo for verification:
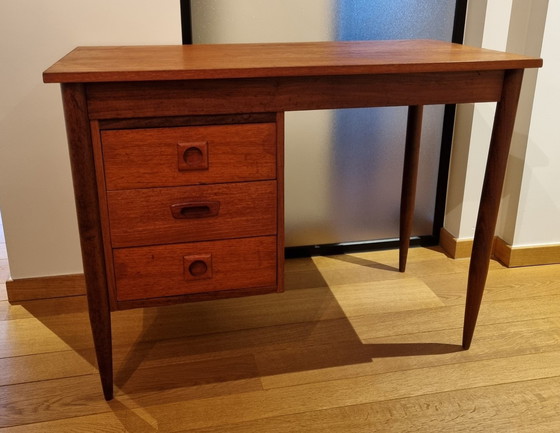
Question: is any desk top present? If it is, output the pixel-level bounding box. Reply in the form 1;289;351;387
43;39;542;84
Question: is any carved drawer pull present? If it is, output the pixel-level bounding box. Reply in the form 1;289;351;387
183;254;212;281
177;141;209;171
170;201;220;219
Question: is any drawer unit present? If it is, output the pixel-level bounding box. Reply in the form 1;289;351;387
113;236;277;301
107;180;277;247
94;115;284;309
102;123;277;190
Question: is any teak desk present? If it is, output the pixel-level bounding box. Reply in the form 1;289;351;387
43;40;542;400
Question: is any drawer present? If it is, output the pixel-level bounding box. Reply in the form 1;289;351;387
113;236;278;301
101;123;276;190
107;180;277;247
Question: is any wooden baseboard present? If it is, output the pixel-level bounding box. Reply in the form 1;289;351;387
439;227;474;259
6;273;86;303
440;227;560;267
493;237;560;267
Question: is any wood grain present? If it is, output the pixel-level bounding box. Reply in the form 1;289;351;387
4;377;559;432
0;350;95;386
106;181;277;247
1;249;559;431
102;123;277;190
463;69;525;349
493;236;560;267
439;226;474;259
6;273;86;302
107;351;560;431
424;263;560;306
43;40;542;83
85;71;505;119
258;316;560;389
60;83;113;400
113;236;278;301
181;377;560;433
0;363;262;428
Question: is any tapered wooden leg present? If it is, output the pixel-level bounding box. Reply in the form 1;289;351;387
61;84;114;400
399;105;424;272
462;69;525;349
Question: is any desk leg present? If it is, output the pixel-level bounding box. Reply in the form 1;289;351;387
462;69;524;349
399;105;424;272
62;84;114;400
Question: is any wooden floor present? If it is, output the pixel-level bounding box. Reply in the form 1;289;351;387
1;240;560;432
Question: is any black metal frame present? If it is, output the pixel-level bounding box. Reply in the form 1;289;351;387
181;0;469;258
180;0;192;44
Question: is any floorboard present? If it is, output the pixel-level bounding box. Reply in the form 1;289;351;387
1;247;559;432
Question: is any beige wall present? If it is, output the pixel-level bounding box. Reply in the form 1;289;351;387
1;1;556;282
0;1;181;279
513;0;559;246
445;0;558;248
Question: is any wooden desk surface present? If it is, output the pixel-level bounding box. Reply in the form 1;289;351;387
43;39;542;84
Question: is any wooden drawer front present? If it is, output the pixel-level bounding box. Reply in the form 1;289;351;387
101;123;276;190
113;236;277;301
107;181;277;247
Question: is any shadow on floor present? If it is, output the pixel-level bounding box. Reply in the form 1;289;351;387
19;254;461;408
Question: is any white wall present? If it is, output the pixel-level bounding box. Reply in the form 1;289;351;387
445;0;558;248
513;0;560;246
0;1;181;279
446;0;515;239
443;0;487;238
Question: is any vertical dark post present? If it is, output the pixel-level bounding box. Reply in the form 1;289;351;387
452;0;469;44
462;69;525;349
181;0;193;45
61;84;113;400
432;0;469;243
399;105;424;272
